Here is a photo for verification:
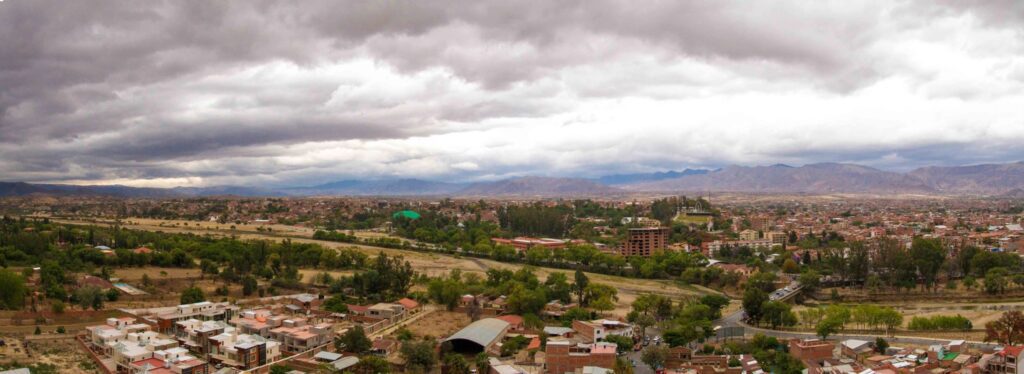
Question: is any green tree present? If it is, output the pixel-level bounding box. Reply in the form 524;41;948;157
798;269;821;293
444;353;471;374
762;301;798;329
911;238;946;291
242;276;258;296
337;325;372;354
0;269;27;310
475;352;490;374
50;300;65;314
401;339;438;373
781;259;800;274
875;338;889;353
322;295;350;313
641;345;669;369
269;365;290;374
963;276;977;290
354;355;391;374
986;267;1009;294
573;269;590;305
742;287;768;325
180;286;206;304
106;288;120;302
816;318;843;340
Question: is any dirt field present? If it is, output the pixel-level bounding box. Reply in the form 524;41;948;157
402;311;471;340
25;336;96;374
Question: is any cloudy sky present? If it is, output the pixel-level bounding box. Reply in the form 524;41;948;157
1;0;1022;187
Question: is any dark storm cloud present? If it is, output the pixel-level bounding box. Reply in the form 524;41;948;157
0;0;1022;185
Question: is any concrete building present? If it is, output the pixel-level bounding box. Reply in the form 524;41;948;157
739;229;760;241
269;320;333;353
986;346;1024;374
87;317;153;354
621;227;670;257
789;339;835;363
208;333;281;370
175;319;231;355
148;302;239;334
129;347;207;374
572;320;633;343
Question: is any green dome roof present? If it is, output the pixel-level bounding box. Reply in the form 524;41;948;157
392;210;421;220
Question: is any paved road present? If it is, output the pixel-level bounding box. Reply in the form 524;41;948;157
712;279;1001;351
628;326;663;374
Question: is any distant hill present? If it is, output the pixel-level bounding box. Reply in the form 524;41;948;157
908;162;1024;194
0;181;281;198
459;176;624;196
288;179;465;196
596;169;709;185
4;161;1024;198
626;163;936;194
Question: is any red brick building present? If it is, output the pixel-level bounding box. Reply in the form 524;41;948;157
620;227;670;257
789;339;835;363
545;340;616;374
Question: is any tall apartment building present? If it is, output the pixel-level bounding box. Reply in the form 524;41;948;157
620;227;670;257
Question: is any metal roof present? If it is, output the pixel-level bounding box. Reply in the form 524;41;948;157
332;356;360;370
443;318;510;348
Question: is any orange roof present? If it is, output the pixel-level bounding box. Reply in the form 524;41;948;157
397;298;419;309
1001;346;1024;357
496;315;524;326
134;246;153;254
527;337;541;350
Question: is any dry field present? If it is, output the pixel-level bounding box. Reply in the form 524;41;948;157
26;337;96;374
402;311;471;340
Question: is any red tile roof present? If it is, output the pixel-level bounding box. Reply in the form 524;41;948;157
397;298;419;310
1001;346;1024;357
496;315;524;326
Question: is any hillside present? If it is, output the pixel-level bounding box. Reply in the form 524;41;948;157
459;176;624;196
908;162;1024;194
288;179;465;196
626;163;936;194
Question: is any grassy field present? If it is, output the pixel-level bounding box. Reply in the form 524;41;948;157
791;299;1024;341
52;216;722;315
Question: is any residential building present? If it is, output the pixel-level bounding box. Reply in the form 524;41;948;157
129;347;208;374
739;229;759;241
790;339;835;363
986;346;1024;374
545;340;616;374
149;302;239;334
621;227;670;257
572;320;633;343
208;333;281;370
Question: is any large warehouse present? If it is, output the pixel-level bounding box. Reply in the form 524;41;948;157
443;318;511;353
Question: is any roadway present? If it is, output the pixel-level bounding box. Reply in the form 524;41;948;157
713;280;1001;351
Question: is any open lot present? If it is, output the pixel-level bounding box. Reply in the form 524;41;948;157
402;311;472;340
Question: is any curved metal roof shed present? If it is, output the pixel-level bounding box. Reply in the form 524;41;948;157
443;318;511;353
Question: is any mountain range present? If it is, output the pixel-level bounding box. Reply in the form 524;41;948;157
3;162;1024;198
